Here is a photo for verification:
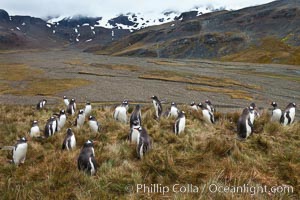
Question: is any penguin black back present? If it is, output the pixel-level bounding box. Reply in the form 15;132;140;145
130;104;142;128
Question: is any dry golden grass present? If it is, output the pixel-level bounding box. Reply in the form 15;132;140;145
0;103;299;199
63;59;89;67
139;70;260;90
221;37;300;65
0;63;43;81
147;60;191;67
187;86;253;100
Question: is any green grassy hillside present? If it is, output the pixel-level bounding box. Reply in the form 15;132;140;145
0;103;299;199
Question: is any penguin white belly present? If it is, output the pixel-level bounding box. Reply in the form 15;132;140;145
64;99;69;106
246;121;252;138
89;121;98;133
85;106;92;115
289;108;296;124
170;107;178;118
271;109;282;122
207;105;212;113
152;100;159;118
77;115;85;128
178;117;186;134
70;135;76;149
13;143;28;165
89;157;96;175
30;126;40;137
139;143;144;158
114;107;127;123
249;112;255;124
202;110;212;124
58;115;66;130
52;121;57;134
130;129;139;143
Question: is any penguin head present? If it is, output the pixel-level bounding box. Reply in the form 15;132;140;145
135;104;141;110
88;115;95;121
50;116;55;120
292;103;296;107
132;120;140;126
20;137;27;142
79;109;84;115
250;102;256;108
137;127;143;132
86;101;91;105
171;102;176;107
67;128;73;135
122;100;128;106
32;120;38;126
151;95;158;100
63;96;68;99
197;103;204;109
60;109;65;114
190;101;195;106
70;98;75;103
83;140;94;148
271;101;277;107
43;99;47;103
205;100;211;105
248;106;254;112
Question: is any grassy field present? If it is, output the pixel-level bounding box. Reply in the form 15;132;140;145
0;102;299;199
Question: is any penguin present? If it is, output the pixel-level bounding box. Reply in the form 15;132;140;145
168;102;179;118
113;100;128;123
44;116;58;138
270;102;282;122
62;128;76;150
57;109;67;131
190;101;198;111
77;140;97;175
128;120;140;143
151;95;162;120
136;127;151;159
237;107;253;139
280;103;296;126
130;104;142;128
29;120;40;138
248;106;255;125
12;137;28;165
75;109;85;128
174;111;186;135
67;98;76;115
250;102;260;118
84;101;92;116
88;116;100;133
36;99;47;110
205;100;215;113
63;96;69;107
198;103;215;124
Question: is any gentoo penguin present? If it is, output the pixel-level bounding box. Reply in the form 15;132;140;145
84;101;92;116
205;100;215;113
113;100;128;123
168;102;179;118
12;137;28;165
36;99;47;110
29;120;40;137
128;120;140;143
174;111;186;135
280;103;296;126
250;102;260;118
130;104;142;128
67;98;76;116
62;128;76;150
57;109;67;131
190;101;198;111
237;108;253;139
44;116;58;138
270;102;282;122
75;109;85;128
88;116;100;133
151;95;162;120
198;103;215;124
77;140;97;175
136;127;151;159
63;96;69;107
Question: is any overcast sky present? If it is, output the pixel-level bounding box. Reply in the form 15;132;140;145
2;0;275;19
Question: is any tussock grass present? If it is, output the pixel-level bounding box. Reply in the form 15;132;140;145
0;104;299;199
0;63;42;81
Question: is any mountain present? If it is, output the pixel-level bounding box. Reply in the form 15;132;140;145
85;0;300;64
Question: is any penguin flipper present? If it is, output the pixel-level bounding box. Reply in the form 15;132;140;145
286;111;291;125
